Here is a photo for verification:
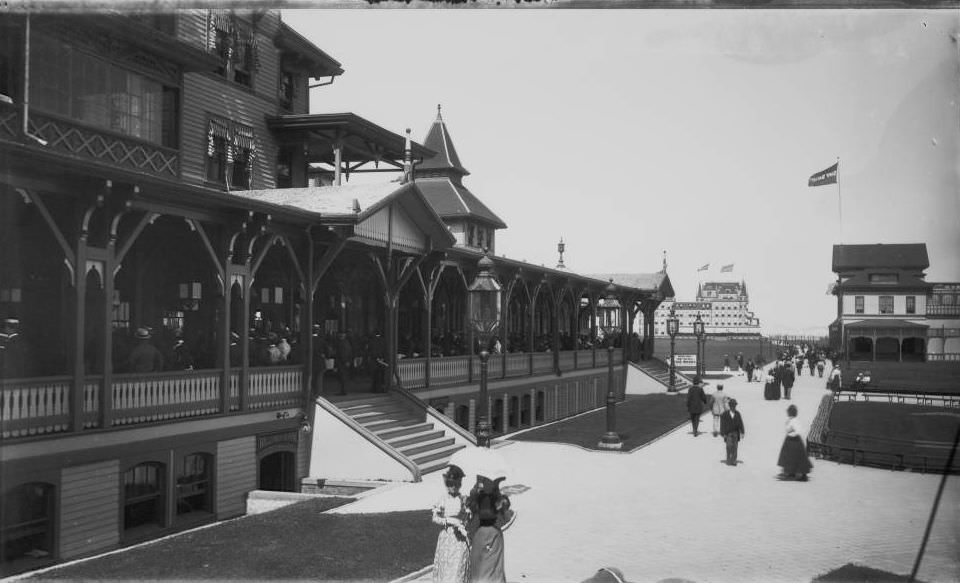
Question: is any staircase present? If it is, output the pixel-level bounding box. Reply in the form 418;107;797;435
336;394;466;476
632;358;693;392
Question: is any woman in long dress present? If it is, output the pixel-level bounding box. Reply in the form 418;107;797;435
432;466;471;583
466;475;511;583
777;404;813;481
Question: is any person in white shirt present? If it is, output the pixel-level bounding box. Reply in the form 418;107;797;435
710;384;729;437
777;404;813;481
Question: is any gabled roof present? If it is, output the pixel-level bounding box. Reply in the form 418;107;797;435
275;21;344;78
589;272;675;299
832;244;929;272
416;177;507;229
231;182;456;249
419;107;468;176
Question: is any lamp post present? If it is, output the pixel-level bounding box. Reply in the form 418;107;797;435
693;312;705;377
666;305;679;392
468;253;502;447
598;280;622;450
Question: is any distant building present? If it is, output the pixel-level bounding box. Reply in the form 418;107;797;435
653;279;761;336
828;243;960;361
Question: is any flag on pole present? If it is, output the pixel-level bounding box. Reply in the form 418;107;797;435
721;264;734;273
808;163;838;187
698;263;709;272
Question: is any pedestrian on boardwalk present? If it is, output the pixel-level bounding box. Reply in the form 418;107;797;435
781;359;796;400
720;398;745;466
764;368;780;400
745;359;756;383
828;364;842;391
816;359;825;378
736;352;744;376
777;404;813;481
710;384;729;437
467;475;511;583
686;376;708;437
432;465;471;583
723;355;731;372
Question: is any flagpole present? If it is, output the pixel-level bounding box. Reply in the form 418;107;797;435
836;156;842;244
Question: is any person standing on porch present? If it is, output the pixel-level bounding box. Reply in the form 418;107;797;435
335;331;353;396
128;327;164;373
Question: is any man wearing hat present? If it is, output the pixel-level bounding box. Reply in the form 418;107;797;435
720;398;746;466
128;327;164;373
685;375;708;437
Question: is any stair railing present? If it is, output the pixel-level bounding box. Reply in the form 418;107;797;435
390;370;478;446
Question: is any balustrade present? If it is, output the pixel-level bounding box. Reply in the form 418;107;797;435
429;356;471;386
504;353;529;377
558;351;575;371
576;349;594;369
112;370;222;426
398;358;427;389
0;376;72;439
248;366;302;410
532;353;554;374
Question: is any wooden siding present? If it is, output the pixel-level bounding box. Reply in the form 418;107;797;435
297;430;309;483
178;10;290;192
59;460;120;560
216;436;256;519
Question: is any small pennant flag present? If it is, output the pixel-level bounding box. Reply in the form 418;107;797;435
721;264;734;273
809;162;838;187
698;263;709;272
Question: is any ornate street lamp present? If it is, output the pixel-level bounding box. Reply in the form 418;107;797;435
598;280;623;450
666;305;679;392
468;253;502;447
693;312;705;377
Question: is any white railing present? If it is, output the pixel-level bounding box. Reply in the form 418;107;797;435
504;353;529;377
927;353;960;362
112;370;221;426
248;366;302;410
83;378;101;429
229;369;241;411
398;358;427;389
429;355;470;386
0;376;72;439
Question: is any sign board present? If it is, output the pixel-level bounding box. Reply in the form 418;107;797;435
673;302;711;311
672;354;698;368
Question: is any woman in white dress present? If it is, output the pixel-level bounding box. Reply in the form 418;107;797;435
431;465;471;583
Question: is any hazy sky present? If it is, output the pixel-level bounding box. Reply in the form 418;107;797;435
287;9;960;334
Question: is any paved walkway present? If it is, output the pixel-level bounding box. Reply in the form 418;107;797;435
335;366;960;583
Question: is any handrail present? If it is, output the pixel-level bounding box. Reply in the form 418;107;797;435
391;373;478;446
311;395;422;482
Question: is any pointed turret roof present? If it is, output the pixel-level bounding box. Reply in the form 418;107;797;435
415;106;506;229
419;105;469;177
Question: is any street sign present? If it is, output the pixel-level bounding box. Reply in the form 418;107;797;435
673;354;698;368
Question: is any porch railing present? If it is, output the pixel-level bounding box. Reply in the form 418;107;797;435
111;370;221;426
248;366;302;410
429;355;471;386
0;376;72;439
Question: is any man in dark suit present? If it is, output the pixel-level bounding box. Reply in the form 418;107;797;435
685;376;708;437
720;398;746;466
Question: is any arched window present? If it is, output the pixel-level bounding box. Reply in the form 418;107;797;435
1;482;54;563
177;453;212;518
124;462;165;532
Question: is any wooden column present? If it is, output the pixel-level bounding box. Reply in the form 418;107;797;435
72;240;88;432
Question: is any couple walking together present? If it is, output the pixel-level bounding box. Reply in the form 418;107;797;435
431;465;512;583
687;378;744;465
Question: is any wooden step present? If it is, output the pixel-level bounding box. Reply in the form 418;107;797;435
363;417;421;432
399;436;456;458
374;421;435;440
385;428;445;448
412;443;465;470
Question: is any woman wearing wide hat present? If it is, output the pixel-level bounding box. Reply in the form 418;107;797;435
431;465;471;583
777;404;813;481
466;474;511;583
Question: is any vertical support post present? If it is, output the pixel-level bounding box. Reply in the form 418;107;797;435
304;233;315;406
669;335;677;391
72;244;88;432
241;273;251;410
423;293;432;388
101;255;114;429
477;350;490;447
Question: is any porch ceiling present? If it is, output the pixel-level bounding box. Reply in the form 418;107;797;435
846;318;930;330
267;113;435;171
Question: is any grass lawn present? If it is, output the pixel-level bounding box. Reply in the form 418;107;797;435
508;393;690;450
841;362;960;393
811;562;923;583
27;497;436;582
829;402;960;443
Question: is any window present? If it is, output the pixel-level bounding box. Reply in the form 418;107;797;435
869;273;899;284
2;483;54;562
177;454;212;517
209;12;259;88
206;117;256;189
879;296;894;314
906;296;916;314
280;71;295;109
124;463;165;532
855;296;864;314
30;39;177;147
943;294;954;306
276;148;293;188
